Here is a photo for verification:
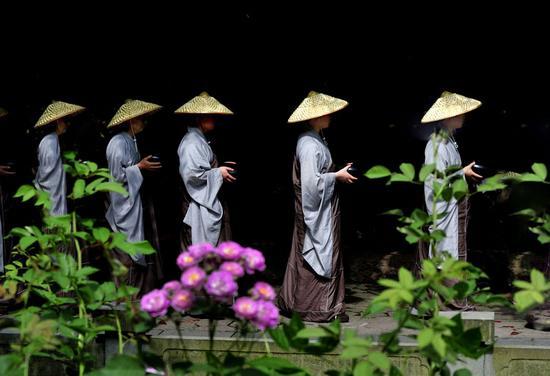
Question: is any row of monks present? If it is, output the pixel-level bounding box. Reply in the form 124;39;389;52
0;90;483;322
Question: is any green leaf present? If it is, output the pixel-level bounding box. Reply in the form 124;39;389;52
85;177;107;195
530;269;548;291
419;164;435;182
86;355;144;376
63;151;77;161
365;165;391;179
95;182;128;196
453;369;472;376
131;241;156;255
378;279;401;288
86;161;98;173
520;173;544;183
398;268;414;288
389;173;411;183
417;328;434;348
341;346;369;359
19;236;37;250
14;185;35;199
368;351;391;371
452;178;469;200
93;227;111;243
295;327;332;339
76;266;99;279
512;208;537;218
432;333;447;357
0;353;24;376
364;300;389;315
353;361;374;376
72;179;86;199
512;280;532;290
267;327;291;351
52;273;71;290
399;163;415;181
382;209;404;216
532;163;547;180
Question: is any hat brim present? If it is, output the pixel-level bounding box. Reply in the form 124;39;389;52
288;101;348;124
34;107;85;128
107;107;162;128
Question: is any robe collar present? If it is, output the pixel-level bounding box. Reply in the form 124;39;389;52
188;126;208;143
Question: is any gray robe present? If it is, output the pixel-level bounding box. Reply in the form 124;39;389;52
35;132;67;216
298;131;336;278
106;132;146;266
178;127;224;245
424;135;465;259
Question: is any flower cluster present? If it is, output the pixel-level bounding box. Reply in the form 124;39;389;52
140;242;277;331
233;281;279;330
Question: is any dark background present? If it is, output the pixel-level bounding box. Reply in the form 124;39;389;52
0;4;548;287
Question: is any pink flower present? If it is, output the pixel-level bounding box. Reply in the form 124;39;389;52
251;282;276;301
180;266;207;289
140;289;170;318
176;252;198;270
242;248;266;274
220;261;245;278
216;241;244;261
162;280;182;297
233;297;258;320
188;243;216;259
252;300;279;331
205;271;238;300
171;289;194;312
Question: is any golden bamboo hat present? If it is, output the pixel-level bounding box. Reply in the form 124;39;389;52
288;91;348;123
421;91;482;123
175;92;233;115
34;101;85;128
0;107;7;119
107;99;162;128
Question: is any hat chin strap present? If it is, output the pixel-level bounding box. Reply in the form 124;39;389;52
129;123;140;155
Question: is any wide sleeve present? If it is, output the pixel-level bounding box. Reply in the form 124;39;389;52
299;142;336;233
179;142;223;214
107;141;143;217
36;138;61;189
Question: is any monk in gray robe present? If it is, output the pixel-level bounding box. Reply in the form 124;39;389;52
106;100;163;295
278;91;356;323
34;101;85;217
416;92;483;309
175;92;235;248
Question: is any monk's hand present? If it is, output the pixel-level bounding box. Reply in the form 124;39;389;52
0;165;15;176
336;163;358;184
463;161;483;183
137;155;162;171
220;166;236;183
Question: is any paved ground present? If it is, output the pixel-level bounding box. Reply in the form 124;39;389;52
149;284;550;346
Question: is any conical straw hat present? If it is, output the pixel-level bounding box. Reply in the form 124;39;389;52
34;101;85;128
288;91;348;123
0;107;7;119
421;91;481;123
175;92;233;115
107;99;162;128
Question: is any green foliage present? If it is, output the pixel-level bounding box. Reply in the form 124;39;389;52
0;152;156;376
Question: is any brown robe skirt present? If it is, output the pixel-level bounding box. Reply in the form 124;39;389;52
277;158;345;322
180;158;232;250
113;184;164;297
